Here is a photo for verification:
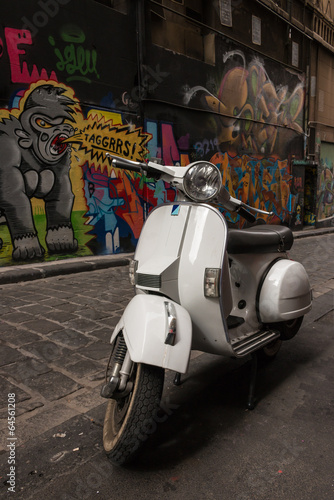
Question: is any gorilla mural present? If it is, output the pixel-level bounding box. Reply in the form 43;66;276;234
0;84;78;260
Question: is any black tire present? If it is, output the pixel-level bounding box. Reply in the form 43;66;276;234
258;338;282;361
103;363;164;466
271;316;304;341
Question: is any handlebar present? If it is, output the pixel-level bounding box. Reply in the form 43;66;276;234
106;154;274;220
106;154;144;173
106;154;162;179
237;206;256;223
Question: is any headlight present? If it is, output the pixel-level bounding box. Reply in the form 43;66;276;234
183;162;222;202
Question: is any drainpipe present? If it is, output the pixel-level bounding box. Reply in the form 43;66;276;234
136;0;146;128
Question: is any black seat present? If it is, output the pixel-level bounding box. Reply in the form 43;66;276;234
227;225;293;254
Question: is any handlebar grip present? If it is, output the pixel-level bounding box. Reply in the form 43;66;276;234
110;156;143;173
238;206;256;223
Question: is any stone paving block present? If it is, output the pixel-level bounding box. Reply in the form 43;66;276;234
66;385;105;412
65;317;100;334
22;340;71;363
40;297;68;307
0;375;31;404
44;310;78;323
1;358;52;383
0;398;45;419
93;301;125;314
73;307;115;321
51;352;85;369
76;342;111;361
50;301;81;313
16;304;54;316
0;401;78;450
89;327;113;343
66;296;94;307
0;311;34;324
14;399;44;417
88;369;105;381
65;358;104;379
0;321;24;336
14;292;50;303
0;375;31;422
0;328;41;347
47;329;91;349
0;344;26;367
22;318;64;334
0;296;25;307
323;279;334;289
27;371;82;401
95;316;122;329
0;304;14;315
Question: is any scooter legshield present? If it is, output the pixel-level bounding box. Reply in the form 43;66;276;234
110;294;192;374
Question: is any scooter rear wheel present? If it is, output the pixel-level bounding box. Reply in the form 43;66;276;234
103;363;164;466
269;316;304;341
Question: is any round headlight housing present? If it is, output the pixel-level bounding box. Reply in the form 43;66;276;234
183;161;222;202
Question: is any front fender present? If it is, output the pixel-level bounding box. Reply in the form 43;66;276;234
111;294;192;373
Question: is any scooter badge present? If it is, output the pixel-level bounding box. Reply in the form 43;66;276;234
171;204;180;216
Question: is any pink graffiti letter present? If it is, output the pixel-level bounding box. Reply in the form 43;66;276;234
161;123;180;165
5;28;57;83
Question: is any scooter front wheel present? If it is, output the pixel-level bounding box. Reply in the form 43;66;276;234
103;363;164;466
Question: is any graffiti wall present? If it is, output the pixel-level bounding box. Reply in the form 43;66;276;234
0;2;145;264
318;143;334;224
0;1;306;265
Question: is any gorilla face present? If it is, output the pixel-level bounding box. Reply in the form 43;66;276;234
30;114;74;165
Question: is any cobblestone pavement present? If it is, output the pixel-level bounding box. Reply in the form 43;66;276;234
0;233;333;452
0;265;133;451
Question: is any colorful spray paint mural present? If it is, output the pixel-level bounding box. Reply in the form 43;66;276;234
318;143;334;223
184;53;304;157
0;81;153;262
0;2;311;265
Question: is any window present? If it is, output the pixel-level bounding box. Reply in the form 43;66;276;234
94;0;128;14
252;15;261;46
219;0;232;27
150;0;214;63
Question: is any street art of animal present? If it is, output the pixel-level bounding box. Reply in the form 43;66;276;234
0;83;79;260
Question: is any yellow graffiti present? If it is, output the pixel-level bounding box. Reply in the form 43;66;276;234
68;115;151;175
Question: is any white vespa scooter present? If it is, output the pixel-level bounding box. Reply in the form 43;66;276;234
101;156;312;465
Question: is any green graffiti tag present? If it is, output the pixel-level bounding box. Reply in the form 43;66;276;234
49;25;99;83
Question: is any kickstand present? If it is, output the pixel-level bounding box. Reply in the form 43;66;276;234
247;352;258;410
173;372;181;386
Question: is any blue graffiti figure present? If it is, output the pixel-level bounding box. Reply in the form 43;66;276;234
85;180;125;253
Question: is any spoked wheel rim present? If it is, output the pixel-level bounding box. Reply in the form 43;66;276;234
103;364;137;449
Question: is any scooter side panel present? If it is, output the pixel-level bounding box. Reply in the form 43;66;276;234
259;259;312;322
134;204;190;277
177;205;234;355
111;294;192;374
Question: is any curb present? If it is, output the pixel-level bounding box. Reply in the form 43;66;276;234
0;253;133;285
293;226;334;239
